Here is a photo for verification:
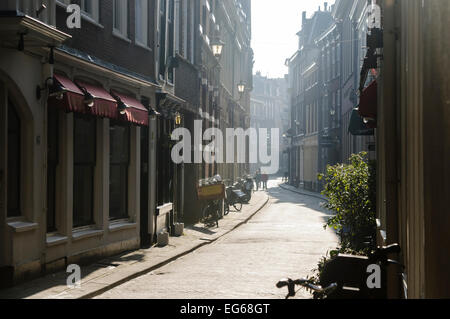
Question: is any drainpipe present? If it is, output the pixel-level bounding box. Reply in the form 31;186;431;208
40;59;54;273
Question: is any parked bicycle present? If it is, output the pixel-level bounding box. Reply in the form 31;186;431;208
197;175;226;228
243;175;255;201
277;279;338;299
201;199;221;228
277;243;404;299
225;185;244;213
234;178;251;203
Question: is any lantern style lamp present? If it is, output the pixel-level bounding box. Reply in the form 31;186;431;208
79;87;94;108
237;81;246;94
175;112;182;125
84;92;95;108
117;99;128;115
211;39;225;58
149;108;161;119
36;77;66;101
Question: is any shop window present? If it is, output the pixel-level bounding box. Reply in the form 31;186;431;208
109;122;130;220
7;101;21;218
47;108;59;232
73;114;96;228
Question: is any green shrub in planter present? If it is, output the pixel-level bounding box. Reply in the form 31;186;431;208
318;152;376;252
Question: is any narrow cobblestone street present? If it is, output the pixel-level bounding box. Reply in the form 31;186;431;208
95;180;338;299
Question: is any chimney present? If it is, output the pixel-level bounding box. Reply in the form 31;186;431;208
302;11;307;25
324;2;328;11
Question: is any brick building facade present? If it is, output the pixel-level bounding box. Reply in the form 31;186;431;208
0;0;252;287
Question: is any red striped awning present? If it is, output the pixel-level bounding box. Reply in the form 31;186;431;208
48;74;85;112
111;91;149;126
75;81;118;120
358;80;377;128
358;80;377;119
48;76;148;126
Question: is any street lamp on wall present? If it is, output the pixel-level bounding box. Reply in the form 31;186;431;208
149;108;161;120
117;99;128;115
84;92;95;108
36;77;66;100
211;39;225;58
237;81;246;94
78;86;94;108
175;112;182;126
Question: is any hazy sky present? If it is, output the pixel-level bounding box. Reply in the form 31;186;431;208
252;0;334;79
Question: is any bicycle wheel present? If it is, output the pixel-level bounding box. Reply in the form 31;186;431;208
224;200;230;216
202;204;219;227
214;209;219;228
233;201;243;212
201;204;212;223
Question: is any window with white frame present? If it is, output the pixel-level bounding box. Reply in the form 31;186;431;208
181;0;188;57
189;0;195;63
81;0;99;22
158;0;167;78
113;0;128;38
158;0;176;82
135;0;148;46
167;0;175;83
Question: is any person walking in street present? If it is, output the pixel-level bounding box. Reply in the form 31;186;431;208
255;169;261;191
261;172;268;190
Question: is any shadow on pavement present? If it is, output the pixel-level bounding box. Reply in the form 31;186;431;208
264;179;335;226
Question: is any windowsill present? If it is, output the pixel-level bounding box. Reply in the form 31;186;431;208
56;1;68;9
158;77;175;88
135;41;152;52
46;234;69;247
7;221;39;233
113;30;132;44
108;220;137;233
72;227;104;241
81;13;104;29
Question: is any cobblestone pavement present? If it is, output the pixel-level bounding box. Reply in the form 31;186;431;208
95;179;338;299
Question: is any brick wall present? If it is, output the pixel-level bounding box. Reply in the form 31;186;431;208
56;0;156;80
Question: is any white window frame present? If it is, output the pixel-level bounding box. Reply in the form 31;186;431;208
135;0;149;47
81;0;99;22
113;0;128;39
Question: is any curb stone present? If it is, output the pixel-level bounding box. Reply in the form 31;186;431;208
80;194;270;299
278;183;328;201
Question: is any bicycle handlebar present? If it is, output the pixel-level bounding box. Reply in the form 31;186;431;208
277;278;338;298
369;243;401;262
